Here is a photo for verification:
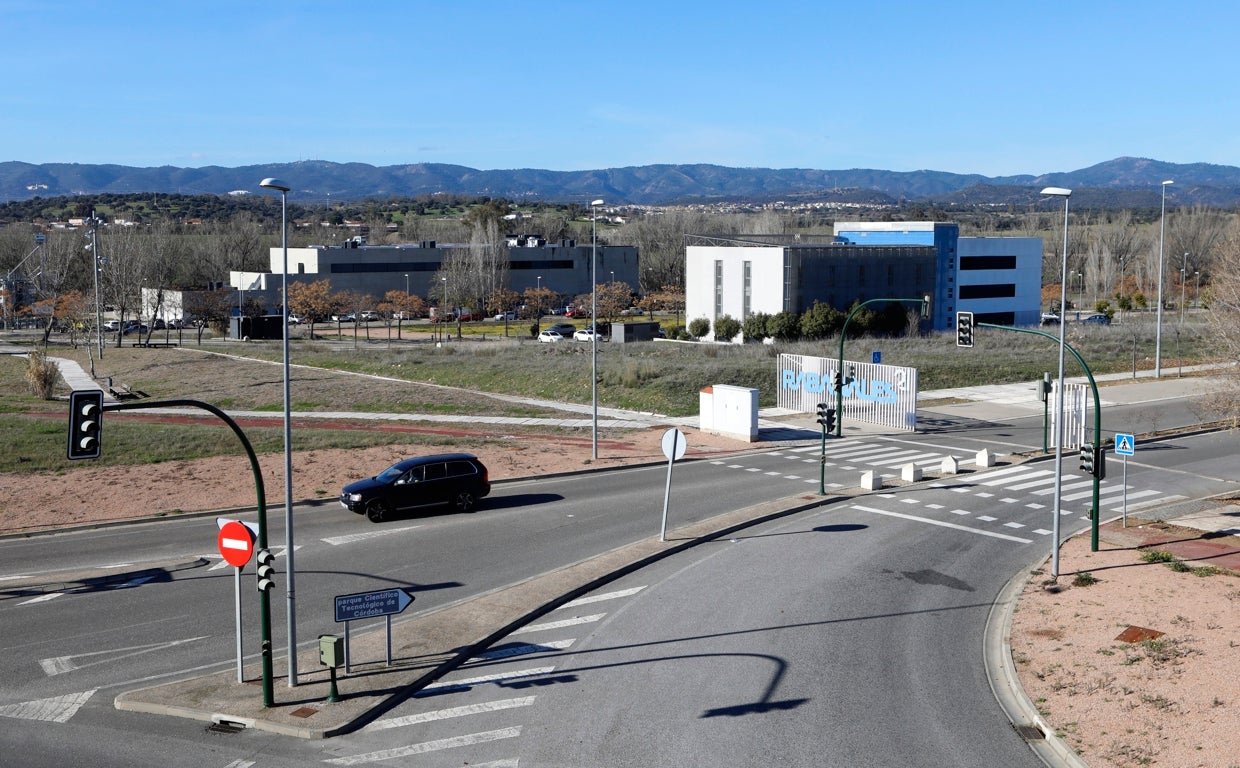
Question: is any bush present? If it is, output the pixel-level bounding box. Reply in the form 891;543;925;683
688;317;711;339
770;311;801;342
25;349;61;399
714;314;741;342
741;312;771;342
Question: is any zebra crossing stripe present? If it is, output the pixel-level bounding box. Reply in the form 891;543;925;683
565;586;645;607
324;727;522;764
364;697;535;732
418;666;556;694
979;467;1052;485
512;614;605;635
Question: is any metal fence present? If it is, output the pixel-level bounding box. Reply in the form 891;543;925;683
777;353;919;431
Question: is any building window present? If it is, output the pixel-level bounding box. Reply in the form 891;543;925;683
743;261;751;319
959;283;1016;299
960;256;1017;270
714;260;723;318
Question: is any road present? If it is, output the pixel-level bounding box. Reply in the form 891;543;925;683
0;388;1233;765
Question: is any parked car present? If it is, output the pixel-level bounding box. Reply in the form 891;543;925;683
152;319;166;330
620;307;644;316
102;320;120;332
287;314;305;325
545;322;576;337
1081;314;1112;325
573;328;597;342
537;329;564;343
331;313;356;323
340;453;491;522
1040;313;1061;326
359;311;380;322
493;312;517;321
121;322;149;335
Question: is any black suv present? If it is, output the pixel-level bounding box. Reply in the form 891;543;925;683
340;453;491;522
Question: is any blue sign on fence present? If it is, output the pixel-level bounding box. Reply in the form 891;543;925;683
334;588;415;623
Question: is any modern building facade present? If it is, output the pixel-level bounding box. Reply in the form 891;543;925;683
232;237;640;310
685;222;1041;339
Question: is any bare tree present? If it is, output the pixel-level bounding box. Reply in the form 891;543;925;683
1202;218;1240;424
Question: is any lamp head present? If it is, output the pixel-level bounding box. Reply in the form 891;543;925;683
1040;187;1072;197
1162;180;1174;186
590;199;604;206
260;177;291;193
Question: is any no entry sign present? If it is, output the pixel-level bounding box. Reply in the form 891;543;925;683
217;519;256;567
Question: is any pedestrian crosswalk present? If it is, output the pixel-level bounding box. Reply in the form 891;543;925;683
324;586;648;765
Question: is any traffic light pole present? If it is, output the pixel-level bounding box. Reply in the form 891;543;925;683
836;297;928;437
101;398;275;706
977;323;1103;552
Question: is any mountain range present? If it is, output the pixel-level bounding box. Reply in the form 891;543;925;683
3;156;1238;208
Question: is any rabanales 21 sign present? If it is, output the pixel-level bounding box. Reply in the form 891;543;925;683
777;353;918;431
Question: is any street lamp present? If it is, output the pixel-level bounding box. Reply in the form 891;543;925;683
610;270;615;284
1179;254;1189;325
1155;180;1173;377
1041;186;1071;579
591;198;604;460
1195;271;1201;307
404;273;409;296
537;275;542;291
259;177;299;687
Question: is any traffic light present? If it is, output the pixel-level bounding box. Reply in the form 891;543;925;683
832;371;843;393
816;402;836;433
1094;445;1106;479
67;390;103;460
1079;443;1095;476
256;548;276;592
956;311;975;348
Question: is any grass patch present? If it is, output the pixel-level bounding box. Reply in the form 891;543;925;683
1072;572;1099;586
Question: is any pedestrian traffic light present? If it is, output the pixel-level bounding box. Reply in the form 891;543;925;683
832;371;843;392
1094;445;1106;480
256;548;276;592
816;402;836;433
67;390;103;460
1079;442;1095;476
956;311;975;348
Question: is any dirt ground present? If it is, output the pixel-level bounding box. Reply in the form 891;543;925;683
4;407;1237;766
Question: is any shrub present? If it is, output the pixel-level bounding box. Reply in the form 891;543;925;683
741;312;771;342
688;317;710;339
769;311;801;342
714;314;741;342
25;349;61;399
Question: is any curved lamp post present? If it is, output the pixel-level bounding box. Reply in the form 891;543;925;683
1155;180;1173;377
259;177;299;686
591;199;603;460
834;296;928;438
1041;186;1071;579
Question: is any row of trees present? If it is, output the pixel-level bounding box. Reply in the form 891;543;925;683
688;300;924;343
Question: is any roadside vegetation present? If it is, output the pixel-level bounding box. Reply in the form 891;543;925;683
0;309;1222;475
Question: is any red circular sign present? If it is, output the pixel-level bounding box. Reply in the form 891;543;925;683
217;520;255;567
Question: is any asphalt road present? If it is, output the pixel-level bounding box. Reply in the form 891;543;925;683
0;389;1233;765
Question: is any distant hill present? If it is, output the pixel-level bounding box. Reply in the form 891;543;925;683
3;156;1238;207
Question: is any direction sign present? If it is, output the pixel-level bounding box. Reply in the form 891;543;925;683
334;589;415;623
217;520;255;568
1114;433;1136;457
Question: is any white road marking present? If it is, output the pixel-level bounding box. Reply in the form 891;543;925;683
419;666;556;693
565;586;646;607
40;636;210;676
852;505;1032;543
324;727;522;764
322;525;422;546
512;614;605;634
17;593;63;606
0;689;96;723
472;639;574;661
364;697;535;732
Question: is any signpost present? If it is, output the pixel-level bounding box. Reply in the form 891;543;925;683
216;518;257;682
1115;433;1136;526
333;588;416;670
659;428;686;541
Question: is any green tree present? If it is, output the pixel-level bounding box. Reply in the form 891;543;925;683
741;312;771;342
769;311;801;342
800;301;844;339
688;317;711;339
714;314;741;342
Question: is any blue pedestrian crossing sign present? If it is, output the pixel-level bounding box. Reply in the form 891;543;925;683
1114;433;1136;456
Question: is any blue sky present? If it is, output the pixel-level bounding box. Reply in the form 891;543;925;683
3;0;1237;177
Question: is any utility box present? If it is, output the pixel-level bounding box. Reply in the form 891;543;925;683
611;321;662;344
319;634;344;668
699;384;758;442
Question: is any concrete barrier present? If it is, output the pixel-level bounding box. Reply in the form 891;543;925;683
900;463;922;482
860;470;882;490
940;456;960;475
975;448;996;468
